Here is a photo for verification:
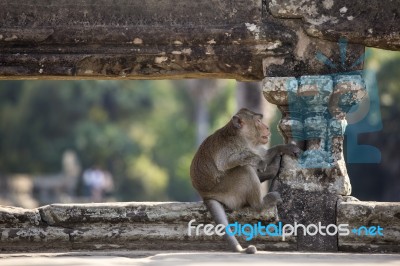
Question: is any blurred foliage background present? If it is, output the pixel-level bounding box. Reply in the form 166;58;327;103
346;48;400;201
0;79;238;205
0;47;399;207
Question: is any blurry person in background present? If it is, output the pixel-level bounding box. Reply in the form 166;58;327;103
83;165;114;202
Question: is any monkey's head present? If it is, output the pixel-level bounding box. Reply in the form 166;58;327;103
231;108;270;145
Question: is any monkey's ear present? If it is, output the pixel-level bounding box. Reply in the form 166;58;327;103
232;115;243;129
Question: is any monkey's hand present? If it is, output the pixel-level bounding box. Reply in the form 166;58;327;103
280;144;302;158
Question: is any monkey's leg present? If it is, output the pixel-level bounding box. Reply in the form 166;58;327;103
257;155;282;183
246;169;282;212
204;199;257;254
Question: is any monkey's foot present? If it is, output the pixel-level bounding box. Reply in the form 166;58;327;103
234;244;257;254
264;191;282;205
244;245;257;254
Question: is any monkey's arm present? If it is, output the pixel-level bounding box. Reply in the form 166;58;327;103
215;149;260;172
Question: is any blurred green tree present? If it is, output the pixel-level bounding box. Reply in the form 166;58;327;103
346;48;400;201
0;79;235;202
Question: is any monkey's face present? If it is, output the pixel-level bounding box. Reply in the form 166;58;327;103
233;109;270;145
254;116;270;145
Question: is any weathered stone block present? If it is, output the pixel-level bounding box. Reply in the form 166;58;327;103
268;0;400;50
0;202;289;252
337;197;400;253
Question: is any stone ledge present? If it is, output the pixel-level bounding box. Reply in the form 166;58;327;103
337;198;400;253
1;200;399;253
0;202;285;252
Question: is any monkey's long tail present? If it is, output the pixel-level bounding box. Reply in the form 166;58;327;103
204;199;257;254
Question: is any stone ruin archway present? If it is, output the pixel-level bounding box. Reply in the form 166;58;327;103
0;0;399;253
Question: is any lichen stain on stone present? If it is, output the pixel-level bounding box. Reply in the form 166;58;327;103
295;29;311;59
308;15;339;26
267;40;282;50
1;230;9;240
302;2;318;17
253;42;281;54
271;0;320;17
305;25;323;37
4;34;18;41
205;46;215;55
154;56;168;64
130;38;142;45
181;48;192;55
322;0;334;9
339;7;348;14
245;23;260;40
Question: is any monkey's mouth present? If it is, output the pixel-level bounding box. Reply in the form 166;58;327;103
261;136;270;141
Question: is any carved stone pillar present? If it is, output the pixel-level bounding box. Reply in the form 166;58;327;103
262;74;366;251
263;77;304;149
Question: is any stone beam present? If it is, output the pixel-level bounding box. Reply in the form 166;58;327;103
1;0;398;80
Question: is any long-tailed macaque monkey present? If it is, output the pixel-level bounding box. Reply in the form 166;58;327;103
190;108;301;254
